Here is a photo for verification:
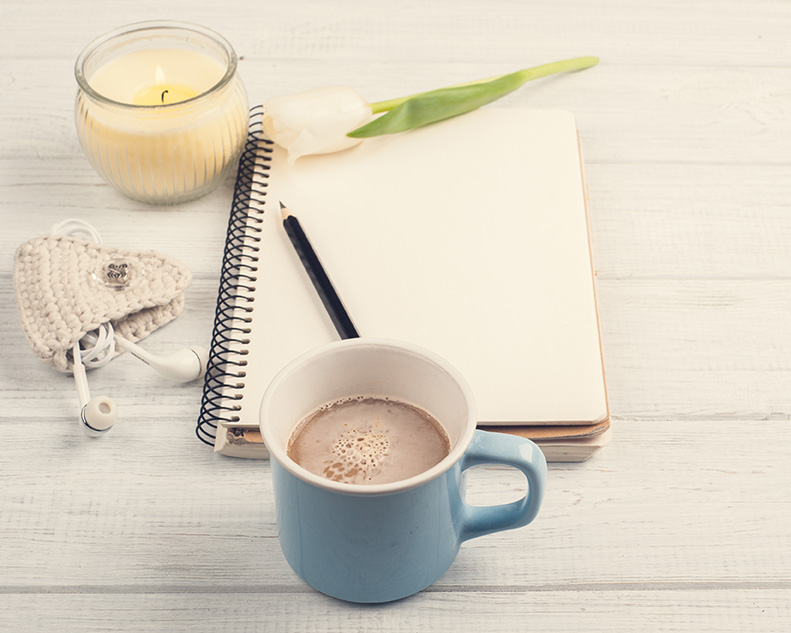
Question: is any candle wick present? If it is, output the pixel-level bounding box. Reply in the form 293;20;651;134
161;90;169;104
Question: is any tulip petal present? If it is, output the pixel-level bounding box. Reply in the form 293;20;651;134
262;86;373;161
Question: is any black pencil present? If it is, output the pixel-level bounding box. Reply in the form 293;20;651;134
280;201;360;340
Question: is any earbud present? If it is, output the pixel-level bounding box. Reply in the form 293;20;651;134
114;335;208;383
72;342;117;437
69;323;207;438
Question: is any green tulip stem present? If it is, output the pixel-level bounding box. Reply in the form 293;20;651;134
351;55;599;138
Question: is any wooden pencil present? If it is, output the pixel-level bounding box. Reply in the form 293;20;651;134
280;201;360;340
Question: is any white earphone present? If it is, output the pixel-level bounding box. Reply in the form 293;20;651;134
73;322;209;437
49;219;208;437
113;336;208;383
72;340;118;437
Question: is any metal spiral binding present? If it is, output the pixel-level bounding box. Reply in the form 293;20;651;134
196;106;273;446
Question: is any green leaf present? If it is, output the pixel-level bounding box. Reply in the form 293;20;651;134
348;56;598;139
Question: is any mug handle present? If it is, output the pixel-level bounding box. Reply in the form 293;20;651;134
458;429;547;542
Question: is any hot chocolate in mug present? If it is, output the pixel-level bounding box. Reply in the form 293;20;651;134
260;338;547;603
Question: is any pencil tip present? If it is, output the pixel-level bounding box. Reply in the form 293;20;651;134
279;201;289;220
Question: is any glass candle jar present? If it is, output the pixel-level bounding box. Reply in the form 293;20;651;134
75;21;249;205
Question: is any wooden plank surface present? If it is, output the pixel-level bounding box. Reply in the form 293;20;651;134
1;0;790;631
1;590;788;633
2;417;789;587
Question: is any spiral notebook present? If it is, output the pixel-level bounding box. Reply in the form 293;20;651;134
197;105;610;462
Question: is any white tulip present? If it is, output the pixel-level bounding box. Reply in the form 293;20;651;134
262;86;374;163
260;58;599;161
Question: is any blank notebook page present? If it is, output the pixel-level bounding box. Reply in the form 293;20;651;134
238;107;607;426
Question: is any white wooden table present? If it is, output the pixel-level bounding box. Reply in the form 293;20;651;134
2;1;789;631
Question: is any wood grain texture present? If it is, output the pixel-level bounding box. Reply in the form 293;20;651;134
1;590;788;633
1;0;790;630
1;419;789;590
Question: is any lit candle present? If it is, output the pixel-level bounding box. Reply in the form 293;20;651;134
74;22;249;205
131;66;199;105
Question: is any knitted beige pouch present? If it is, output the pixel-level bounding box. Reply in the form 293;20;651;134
14;233;192;372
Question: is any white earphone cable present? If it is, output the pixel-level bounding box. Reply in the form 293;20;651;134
77;322;116;369
51;218;103;244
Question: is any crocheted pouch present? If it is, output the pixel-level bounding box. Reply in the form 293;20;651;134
14;233;192;373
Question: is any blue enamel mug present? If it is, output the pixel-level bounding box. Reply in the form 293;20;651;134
260;338;547;603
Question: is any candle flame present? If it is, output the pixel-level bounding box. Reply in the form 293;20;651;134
154;66;167;85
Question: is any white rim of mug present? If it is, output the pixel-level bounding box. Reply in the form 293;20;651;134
74;20;238;110
260;338;478;496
